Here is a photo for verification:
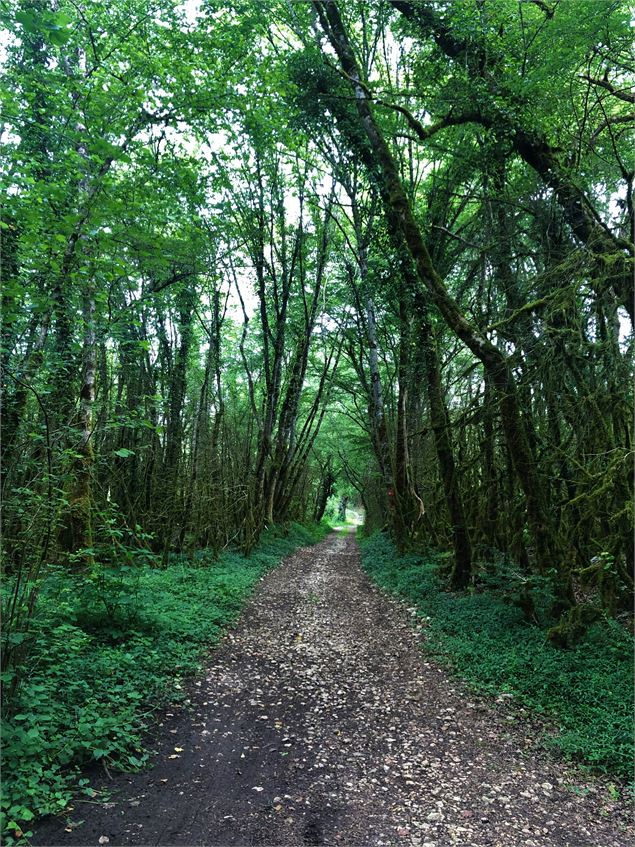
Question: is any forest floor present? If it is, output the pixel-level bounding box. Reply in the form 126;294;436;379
32;528;633;847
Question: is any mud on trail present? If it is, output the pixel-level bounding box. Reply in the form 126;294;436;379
33;529;632;847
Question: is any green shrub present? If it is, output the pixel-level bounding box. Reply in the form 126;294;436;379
359;531;634;780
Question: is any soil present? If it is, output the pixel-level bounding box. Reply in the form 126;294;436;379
31;528;633;847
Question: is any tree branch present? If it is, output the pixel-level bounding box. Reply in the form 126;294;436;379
588;114;632;149
580;75;635;104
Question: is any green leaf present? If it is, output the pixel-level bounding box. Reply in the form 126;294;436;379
48;28;71;46
15;11;38;32
52;11;74;27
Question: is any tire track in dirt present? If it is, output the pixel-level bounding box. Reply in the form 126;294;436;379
32;528;633;846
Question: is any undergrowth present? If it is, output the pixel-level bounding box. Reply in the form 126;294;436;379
359;531;634;781
0;521;330;841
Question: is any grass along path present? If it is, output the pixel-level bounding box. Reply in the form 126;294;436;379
31;528;632;847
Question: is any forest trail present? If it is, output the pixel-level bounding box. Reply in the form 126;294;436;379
33;529;631;847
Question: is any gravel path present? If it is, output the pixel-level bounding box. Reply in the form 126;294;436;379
33;528;633;847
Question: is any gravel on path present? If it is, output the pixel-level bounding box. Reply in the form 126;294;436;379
32;528;633;847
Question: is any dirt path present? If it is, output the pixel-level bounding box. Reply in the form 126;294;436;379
33;529;632;847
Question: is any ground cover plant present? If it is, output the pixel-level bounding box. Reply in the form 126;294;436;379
359;531;634;781
0;522;330;842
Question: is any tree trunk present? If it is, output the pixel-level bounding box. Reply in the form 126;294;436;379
159;286;195;561
415;297;473;589
58;282;96;560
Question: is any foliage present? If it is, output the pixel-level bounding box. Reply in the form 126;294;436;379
359;531;634;780
0;522;330;842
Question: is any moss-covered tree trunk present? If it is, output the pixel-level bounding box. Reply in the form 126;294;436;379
415;297;473;589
